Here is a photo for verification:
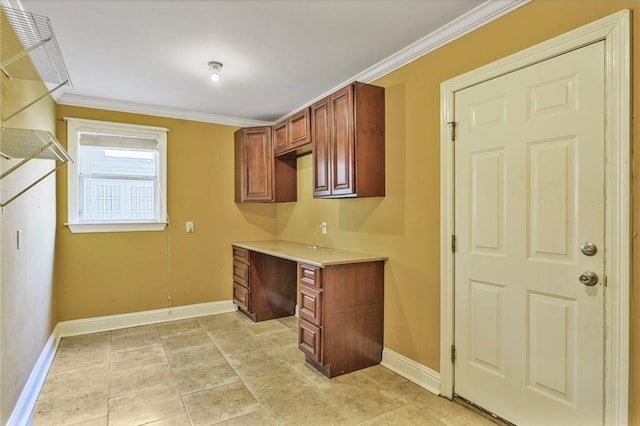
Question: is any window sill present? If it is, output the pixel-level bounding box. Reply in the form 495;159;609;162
66;222;168;234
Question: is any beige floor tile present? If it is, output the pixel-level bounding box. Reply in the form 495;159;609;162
247;375;352;425
49;347;110;374
39;365;109;399
440;409;499;426
70;416;108;426
109;362;176;397
399;384;472;420
111;329;162;352
59;332;111;351
361;404;446;426
321;370;409;422
244;318;289;336
216;409;276;425
165;344;226;368
110;343;167;372
171;359;240;395
161;330;214;354
33;312;491;426
253;329;298;355
197;312;254;335
157;318;203;337
208;331;264;357
276;315;298;330
226;352;293;381
32;388;108;426
108;386;186;426
147;413;192;425
182;382;260;426
111;324;158;337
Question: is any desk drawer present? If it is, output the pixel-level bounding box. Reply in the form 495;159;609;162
299;318;322;363
233;260;249;284
300;264;322;289
233;247;249;263
299;284;322;325
233;281;249;310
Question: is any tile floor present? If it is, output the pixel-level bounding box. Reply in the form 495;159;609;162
31;312;493;425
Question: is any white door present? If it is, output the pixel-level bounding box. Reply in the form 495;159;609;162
454;41;605;425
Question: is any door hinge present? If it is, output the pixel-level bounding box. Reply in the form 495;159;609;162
448;121;457;141
451;344;456;363
451;235;456;253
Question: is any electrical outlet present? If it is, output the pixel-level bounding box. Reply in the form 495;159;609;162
186;221;194;233
321;222;327;235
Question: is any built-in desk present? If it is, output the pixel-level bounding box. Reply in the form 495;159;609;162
231;240;386;378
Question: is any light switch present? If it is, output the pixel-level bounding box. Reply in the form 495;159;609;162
16;229;22;249
186;221;194;233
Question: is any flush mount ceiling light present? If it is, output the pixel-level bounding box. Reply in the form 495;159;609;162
208;61;223;83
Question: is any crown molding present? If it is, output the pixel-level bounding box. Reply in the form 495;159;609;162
58;94;271;128
49;0;529;126
354;0;531;83
274;0;531;123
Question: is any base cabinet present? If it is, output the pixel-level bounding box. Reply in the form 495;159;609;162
297;262;384;378
232;244;384;378
231;247;297;321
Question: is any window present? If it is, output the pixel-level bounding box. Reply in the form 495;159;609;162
66;118;168;233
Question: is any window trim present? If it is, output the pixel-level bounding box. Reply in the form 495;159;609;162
65;118;169;234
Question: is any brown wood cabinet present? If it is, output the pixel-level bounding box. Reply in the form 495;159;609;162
234;126;296;202
311;82;385;198
297;261;384;378
274;108;312;157
232;242;385;378
232;247;297;321
232;247;250;312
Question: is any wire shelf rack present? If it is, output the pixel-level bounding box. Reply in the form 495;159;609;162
0;6;73;208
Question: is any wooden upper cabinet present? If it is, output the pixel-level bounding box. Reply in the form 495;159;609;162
273;120;288;154
274;108;312;157
235;126;296;203
311;82;385;198
311;99;331;197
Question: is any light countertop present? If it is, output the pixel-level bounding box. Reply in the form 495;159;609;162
232;240;387;267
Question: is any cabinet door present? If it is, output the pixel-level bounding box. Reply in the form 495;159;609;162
330;85;355;196
299;284;322;325
233;282;249;311
299;318;322;363
273;120;288;155
288;108;311;149
311;98;331;197
235;127;274;202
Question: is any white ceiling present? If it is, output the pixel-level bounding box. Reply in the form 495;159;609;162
14;0;524;125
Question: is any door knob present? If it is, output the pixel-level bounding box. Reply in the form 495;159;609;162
578;270;598;286
580;242;598;256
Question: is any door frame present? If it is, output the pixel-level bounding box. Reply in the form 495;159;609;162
440;10;631;425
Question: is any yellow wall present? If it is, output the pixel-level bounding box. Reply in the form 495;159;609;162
1;77;57;421
54;106;278;320
53;0;639;422
276;0;640;421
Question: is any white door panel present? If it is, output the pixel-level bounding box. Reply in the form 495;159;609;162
454;41;604;425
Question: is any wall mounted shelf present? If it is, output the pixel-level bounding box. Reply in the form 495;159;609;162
1;6;71;121
0;6;72;208
0;127;71;207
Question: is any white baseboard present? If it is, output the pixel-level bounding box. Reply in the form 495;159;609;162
381;348;440;395
6;331;60;426
56;300;236;337
7;300;236;426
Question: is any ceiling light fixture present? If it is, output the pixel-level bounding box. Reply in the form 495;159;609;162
208;61;223;83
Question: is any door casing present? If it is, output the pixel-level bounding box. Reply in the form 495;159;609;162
439;10;631;426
